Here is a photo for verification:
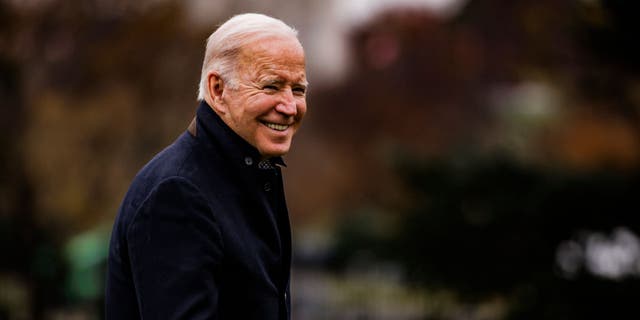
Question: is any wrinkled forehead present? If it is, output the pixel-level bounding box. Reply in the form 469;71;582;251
237;36;306;81
240;36;304;61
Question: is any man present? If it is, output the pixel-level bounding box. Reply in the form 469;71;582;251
105;13;307;319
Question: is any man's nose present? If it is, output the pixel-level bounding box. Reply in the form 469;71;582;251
275;89;297;116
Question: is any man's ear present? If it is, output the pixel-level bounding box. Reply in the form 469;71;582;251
206;72;227;114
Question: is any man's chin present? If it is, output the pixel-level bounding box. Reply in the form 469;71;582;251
258;143;291;159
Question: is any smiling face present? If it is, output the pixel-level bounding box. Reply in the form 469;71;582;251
208;36;307;158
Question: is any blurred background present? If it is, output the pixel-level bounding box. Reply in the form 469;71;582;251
1;0;640;319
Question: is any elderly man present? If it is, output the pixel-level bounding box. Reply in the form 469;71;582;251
105;13;307;319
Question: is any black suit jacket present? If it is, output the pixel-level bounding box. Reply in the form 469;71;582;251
105;101;292;319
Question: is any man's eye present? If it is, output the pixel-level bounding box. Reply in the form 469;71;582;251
263;85;278;91
293;87;306;95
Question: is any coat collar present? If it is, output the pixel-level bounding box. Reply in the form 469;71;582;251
191;100;286;169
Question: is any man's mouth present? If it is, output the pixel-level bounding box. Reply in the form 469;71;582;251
262;121;290;131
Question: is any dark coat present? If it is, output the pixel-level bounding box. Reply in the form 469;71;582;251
105;101;292;319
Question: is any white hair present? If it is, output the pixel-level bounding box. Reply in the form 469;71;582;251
197;13;300;101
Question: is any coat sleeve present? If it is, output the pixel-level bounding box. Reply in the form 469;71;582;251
127;176;223;319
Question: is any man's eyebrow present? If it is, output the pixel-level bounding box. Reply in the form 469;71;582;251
291;79;309;89
260;77;308;88
259;77;284;85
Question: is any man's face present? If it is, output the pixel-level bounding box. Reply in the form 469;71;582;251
216;36;307;158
